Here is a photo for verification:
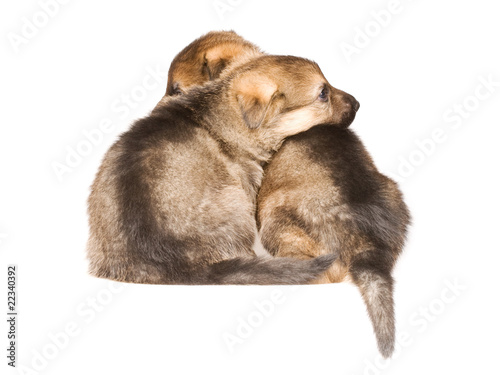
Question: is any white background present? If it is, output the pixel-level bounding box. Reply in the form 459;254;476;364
1;0;499;374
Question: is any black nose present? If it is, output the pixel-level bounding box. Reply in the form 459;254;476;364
338;94;359;128
345;94;359;112
352;99;360;112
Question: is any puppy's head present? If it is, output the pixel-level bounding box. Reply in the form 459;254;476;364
166;31;263;96
230;55;359;139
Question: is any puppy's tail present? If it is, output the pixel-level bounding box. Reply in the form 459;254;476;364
200;253;337;285
349;250;396;358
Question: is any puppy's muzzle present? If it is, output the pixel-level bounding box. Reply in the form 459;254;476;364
337;93;359;128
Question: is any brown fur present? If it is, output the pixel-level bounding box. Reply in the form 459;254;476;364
87;50;358;285
257;129;411;357
154;31;263;109
158;31;410;358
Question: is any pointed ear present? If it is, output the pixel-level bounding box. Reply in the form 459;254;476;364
234;73;282;129
202;44;245;80
203;55;228;80
202;42;263;81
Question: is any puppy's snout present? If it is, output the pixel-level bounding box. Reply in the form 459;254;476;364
333;92;359;128
342;94;360;112
351;97;360;112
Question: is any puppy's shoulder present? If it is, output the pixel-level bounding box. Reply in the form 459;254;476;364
121;104;199;149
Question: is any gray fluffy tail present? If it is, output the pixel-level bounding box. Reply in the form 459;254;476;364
201;253;337;285
350;251;396;358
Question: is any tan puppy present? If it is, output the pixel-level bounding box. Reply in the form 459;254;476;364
258;128;410;357
154;31;263;110
87;52;358;285
160;31;410;357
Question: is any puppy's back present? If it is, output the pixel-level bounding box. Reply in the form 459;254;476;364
257;125;410;357
259;126;409;256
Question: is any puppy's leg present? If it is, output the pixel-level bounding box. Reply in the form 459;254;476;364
349;250;396;358
260;222;338;284
275;226;322;259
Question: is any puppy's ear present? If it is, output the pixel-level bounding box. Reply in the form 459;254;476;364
202;44;255;80
202;45;236;80
203;55;228;80
234;73;283;129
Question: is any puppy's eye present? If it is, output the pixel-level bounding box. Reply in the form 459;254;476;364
319;86;329;101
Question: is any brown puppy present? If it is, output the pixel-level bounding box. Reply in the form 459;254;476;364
87;53;358;285
257;127;410;357
160;32;410;357
154;31;263;110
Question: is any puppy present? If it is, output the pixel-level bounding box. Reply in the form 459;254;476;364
154;31;263;110
258;128;411;357
161;32;410;357
87;54;358;285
